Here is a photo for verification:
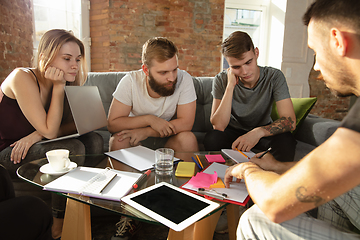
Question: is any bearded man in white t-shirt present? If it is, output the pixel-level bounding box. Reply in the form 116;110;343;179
108;37;198;160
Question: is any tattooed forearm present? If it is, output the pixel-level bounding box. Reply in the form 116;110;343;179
261;117;294;135
296;186;324;207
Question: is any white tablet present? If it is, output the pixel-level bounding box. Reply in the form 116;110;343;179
121;182;220;231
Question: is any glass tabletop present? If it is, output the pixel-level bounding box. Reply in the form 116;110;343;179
16;151;236;225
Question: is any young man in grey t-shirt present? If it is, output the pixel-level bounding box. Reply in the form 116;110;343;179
204;31;296;162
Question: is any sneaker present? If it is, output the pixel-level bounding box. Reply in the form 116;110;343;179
111;217;141;240
215;209;228;234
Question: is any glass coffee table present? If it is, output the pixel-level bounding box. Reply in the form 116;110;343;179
17;152;241;240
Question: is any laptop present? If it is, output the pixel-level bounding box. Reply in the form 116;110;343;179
38;86;107;144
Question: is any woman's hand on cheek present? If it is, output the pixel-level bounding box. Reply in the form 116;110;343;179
45;66;66;85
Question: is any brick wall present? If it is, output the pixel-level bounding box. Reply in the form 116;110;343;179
90;0;224;77
89;0;110;72
0;0;34;84
0;0;350;121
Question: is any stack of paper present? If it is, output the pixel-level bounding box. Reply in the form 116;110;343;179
175;162;195;177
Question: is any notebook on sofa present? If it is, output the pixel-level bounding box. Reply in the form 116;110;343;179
38;86;107;144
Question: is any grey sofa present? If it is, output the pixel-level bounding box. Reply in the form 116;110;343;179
85;72;341;161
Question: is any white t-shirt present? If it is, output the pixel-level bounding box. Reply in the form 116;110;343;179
112;69;196;121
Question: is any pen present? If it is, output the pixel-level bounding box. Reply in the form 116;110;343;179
198;188;228;200
258;147;272;159
191;156;202;170
235;148;250;160
132;169;151;189
99;174;117;193
195;155;204;169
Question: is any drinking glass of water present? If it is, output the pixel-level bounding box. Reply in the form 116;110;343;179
155;148;174;175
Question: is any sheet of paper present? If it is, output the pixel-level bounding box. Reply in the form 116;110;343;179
221;149;256;163
105;146;180;171
205;154;225;163
182;162;248;204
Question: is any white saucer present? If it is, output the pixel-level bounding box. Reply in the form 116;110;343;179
40;162;77;175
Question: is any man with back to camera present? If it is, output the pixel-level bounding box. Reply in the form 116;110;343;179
204;31;297;162
107;37;198;239
225;0;360;239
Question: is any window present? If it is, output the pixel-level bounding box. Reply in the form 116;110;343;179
223;7;265;68
32;0;90;70
223;0;287;70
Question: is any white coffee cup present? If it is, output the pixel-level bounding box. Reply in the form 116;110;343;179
46;149;70;172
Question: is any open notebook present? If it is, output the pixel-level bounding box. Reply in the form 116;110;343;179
43;167;142;201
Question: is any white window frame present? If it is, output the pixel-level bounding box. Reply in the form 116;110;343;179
81;0;91;71
223;0;269;69
32;0;91;71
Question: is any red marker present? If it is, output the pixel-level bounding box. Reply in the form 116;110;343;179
132;169;151;189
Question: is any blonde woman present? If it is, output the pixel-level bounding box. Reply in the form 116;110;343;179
0;29;103;239
0;29;87;161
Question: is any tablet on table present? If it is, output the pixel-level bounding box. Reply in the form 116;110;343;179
121;182;220;231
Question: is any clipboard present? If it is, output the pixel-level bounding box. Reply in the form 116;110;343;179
181;162;250;206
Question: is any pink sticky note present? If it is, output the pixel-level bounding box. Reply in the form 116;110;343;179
205;154;225;163
187;171;218;188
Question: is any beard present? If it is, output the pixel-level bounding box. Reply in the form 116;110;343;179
317;53;356;98
330;87;355;98
148;70;177;97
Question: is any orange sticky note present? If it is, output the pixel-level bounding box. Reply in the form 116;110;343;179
210;177;225;188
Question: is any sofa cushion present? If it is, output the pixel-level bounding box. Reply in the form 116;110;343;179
271;97;317;133
191;77;214;133
191;77;214;149
294;114;340;146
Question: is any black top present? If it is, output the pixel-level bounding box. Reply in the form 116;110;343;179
340;97;360;133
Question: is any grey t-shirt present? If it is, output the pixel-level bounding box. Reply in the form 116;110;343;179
212;66;290;131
